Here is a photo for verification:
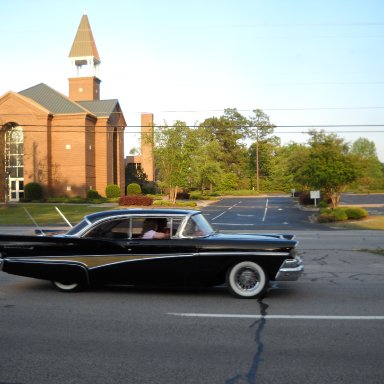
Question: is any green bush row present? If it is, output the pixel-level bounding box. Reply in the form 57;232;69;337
318;207;368;223
153;200;197;207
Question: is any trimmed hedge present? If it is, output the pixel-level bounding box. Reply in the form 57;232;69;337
126;183;142;195
24;182;43;201
106;184;121;199
119;195;153;206
344;207;368;220
87;189;102;199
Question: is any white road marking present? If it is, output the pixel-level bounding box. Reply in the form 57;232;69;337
212;211;226;221
213;223;254;226
212;201;241;221
168;313;384;320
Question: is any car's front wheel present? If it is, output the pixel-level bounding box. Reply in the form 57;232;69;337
226;261;268;298
52;281;82;292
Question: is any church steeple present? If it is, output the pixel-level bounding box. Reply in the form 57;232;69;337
68;12;101;101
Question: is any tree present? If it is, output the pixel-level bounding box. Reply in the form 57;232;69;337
269;142;310;192
153;121;193;203
247;109;279;191
298;130;361;208
125;163;148;188
350;138;384;190
188;127;224;193
199;108;249;188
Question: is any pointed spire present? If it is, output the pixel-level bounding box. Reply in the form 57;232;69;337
69;14;100;61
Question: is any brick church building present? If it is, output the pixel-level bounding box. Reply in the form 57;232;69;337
0;13;127;202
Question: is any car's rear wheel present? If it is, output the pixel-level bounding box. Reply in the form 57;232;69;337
226;261;268;298
52;281;82;292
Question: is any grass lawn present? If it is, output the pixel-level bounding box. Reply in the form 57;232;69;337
0;204;113;226
332;215;384;230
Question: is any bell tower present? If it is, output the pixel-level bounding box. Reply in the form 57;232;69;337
68;12;101;101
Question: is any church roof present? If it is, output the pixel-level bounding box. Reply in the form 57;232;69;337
68;13;100;61
18;83;120;119
19;83;88;115
78;100;120;117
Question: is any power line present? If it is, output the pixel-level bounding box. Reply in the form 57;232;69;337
1;126;384;135
1;123;384;128
3;105;384;116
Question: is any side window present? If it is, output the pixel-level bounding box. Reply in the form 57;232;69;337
138;217;170;239
132;217;182;239
131;217;146;238
84;218;131;239
169;218;182;236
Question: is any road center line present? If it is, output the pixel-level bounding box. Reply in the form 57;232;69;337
167;313;384;320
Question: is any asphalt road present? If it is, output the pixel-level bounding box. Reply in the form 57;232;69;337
1;196;383;384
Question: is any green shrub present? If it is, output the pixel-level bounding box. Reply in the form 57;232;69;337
87;189;102;199
332;209;348;221
24;182;43;201
176;201;197;207
189;191;203;200
318;208;348;222
318;201;328;209
126;183;142;195
153;200;173;206
318;213;332;223
105;184;121;199
152;199;197;207
344;207;368;220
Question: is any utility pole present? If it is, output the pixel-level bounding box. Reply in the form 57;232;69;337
256;127;259;192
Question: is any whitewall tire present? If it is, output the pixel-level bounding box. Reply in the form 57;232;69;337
226;261;268;298
52;281;82;292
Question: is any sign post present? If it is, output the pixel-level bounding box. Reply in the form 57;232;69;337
310;190;320;207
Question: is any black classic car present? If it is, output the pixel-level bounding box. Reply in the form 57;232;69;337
0;209;303;298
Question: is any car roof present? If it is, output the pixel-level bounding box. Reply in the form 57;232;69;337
84;208;201;223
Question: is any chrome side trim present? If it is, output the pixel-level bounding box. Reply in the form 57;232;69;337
199;251;291;257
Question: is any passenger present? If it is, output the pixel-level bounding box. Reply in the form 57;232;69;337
141;218;170;239
157;218;170;235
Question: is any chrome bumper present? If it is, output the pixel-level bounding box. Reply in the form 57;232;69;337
275;256;303;281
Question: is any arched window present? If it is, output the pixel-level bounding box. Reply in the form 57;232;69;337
4;124;24;201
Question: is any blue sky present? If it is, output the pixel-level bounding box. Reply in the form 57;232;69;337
1;0;384;160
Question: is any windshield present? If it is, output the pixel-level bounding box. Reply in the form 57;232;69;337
180;213;214;238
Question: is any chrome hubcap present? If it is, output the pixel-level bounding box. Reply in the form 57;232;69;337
235;268;259;291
